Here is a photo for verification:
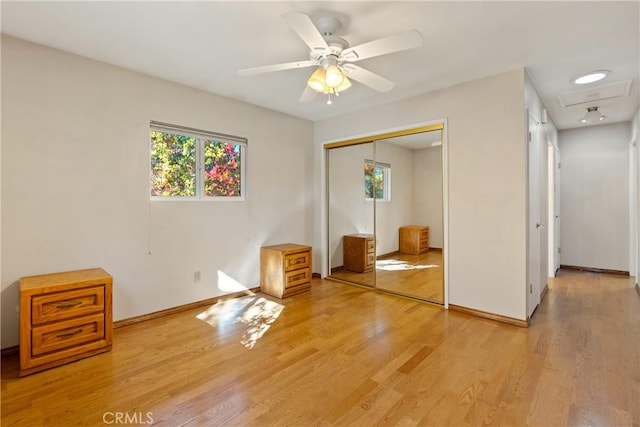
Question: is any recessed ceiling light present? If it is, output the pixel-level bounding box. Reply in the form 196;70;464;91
573;70;610;85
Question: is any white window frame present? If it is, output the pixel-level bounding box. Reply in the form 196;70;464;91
150;122;247;201
364;160;391;202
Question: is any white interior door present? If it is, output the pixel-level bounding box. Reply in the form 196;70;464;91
554;146;561;273
547;145;556;277
630;140;638;278
527;113;542;317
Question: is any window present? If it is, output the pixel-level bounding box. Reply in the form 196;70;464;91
364;160;391;201
150;122;246;200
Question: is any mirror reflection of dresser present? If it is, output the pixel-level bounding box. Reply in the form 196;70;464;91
399;226;429;255
343;234;375;273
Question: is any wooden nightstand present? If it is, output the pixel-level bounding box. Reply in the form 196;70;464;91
343;234;376;273
399;226;429;255
19;268;113;377
260;244;312;299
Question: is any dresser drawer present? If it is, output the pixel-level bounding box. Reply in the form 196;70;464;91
31;286;105;325
285;268;310;289
366;239;375;253
420;229;429;239
366;252;376;266
284;251;310;272
31;313;105;356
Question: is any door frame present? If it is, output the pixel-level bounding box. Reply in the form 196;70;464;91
320;119;450;307
527;112;543;317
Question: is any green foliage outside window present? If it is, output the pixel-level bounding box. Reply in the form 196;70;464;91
364;162;386;199
150;131;196;197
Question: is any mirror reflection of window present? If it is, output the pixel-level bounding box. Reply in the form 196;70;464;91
364;160;391;201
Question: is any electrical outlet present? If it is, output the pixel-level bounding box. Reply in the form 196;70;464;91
529;283;533;294
194;271;201;283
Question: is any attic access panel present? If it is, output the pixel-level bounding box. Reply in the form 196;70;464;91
557;80;633;107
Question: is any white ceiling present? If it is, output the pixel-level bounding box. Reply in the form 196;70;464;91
2;1;638;129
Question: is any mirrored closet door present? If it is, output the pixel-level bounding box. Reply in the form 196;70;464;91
327;142;375;288
326;124;445;305
373;130;444;303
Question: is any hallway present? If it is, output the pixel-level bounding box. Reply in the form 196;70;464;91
528;269;639;425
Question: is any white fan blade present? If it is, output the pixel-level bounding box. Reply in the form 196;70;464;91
283;12;329;53
340;30;423;62
237;60;316;76
342;64;395;92
299;86;318;103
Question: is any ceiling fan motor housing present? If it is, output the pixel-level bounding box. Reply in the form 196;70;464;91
315;16;341;36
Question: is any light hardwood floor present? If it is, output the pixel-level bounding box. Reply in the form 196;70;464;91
328;250;443;303
329;268;375;287
376;251;444;303
1;269;638;426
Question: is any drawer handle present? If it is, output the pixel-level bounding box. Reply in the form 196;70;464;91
56;328;83;338
56;300;83;309
290;273;306;281
291;258;304;265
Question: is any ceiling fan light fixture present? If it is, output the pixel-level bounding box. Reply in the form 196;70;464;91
580;106;606;124
307;68;327;92
573;70;610;85
307;68;351;95
335;75;351;93
325;64;344;88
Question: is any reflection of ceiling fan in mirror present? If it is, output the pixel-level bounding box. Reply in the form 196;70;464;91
237;12;423;104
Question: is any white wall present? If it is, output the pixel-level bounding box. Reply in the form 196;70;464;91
374;141;414;256
315;69;528;320
412;146;444;248
1;36;314;348
559;122;630;271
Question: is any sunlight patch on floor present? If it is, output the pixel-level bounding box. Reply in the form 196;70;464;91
235;297;284;349
196;296;284;349
376;259;439;271
196;296;255;328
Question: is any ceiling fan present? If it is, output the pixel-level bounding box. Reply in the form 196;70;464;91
237;12;424;104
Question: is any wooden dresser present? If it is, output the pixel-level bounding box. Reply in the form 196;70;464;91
399;226;430;255
343;234;376;273
19;268;113;377
260;244;312;299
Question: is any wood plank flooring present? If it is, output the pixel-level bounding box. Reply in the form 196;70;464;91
328;250;444;303
376;251;444;303
1;269;638;426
